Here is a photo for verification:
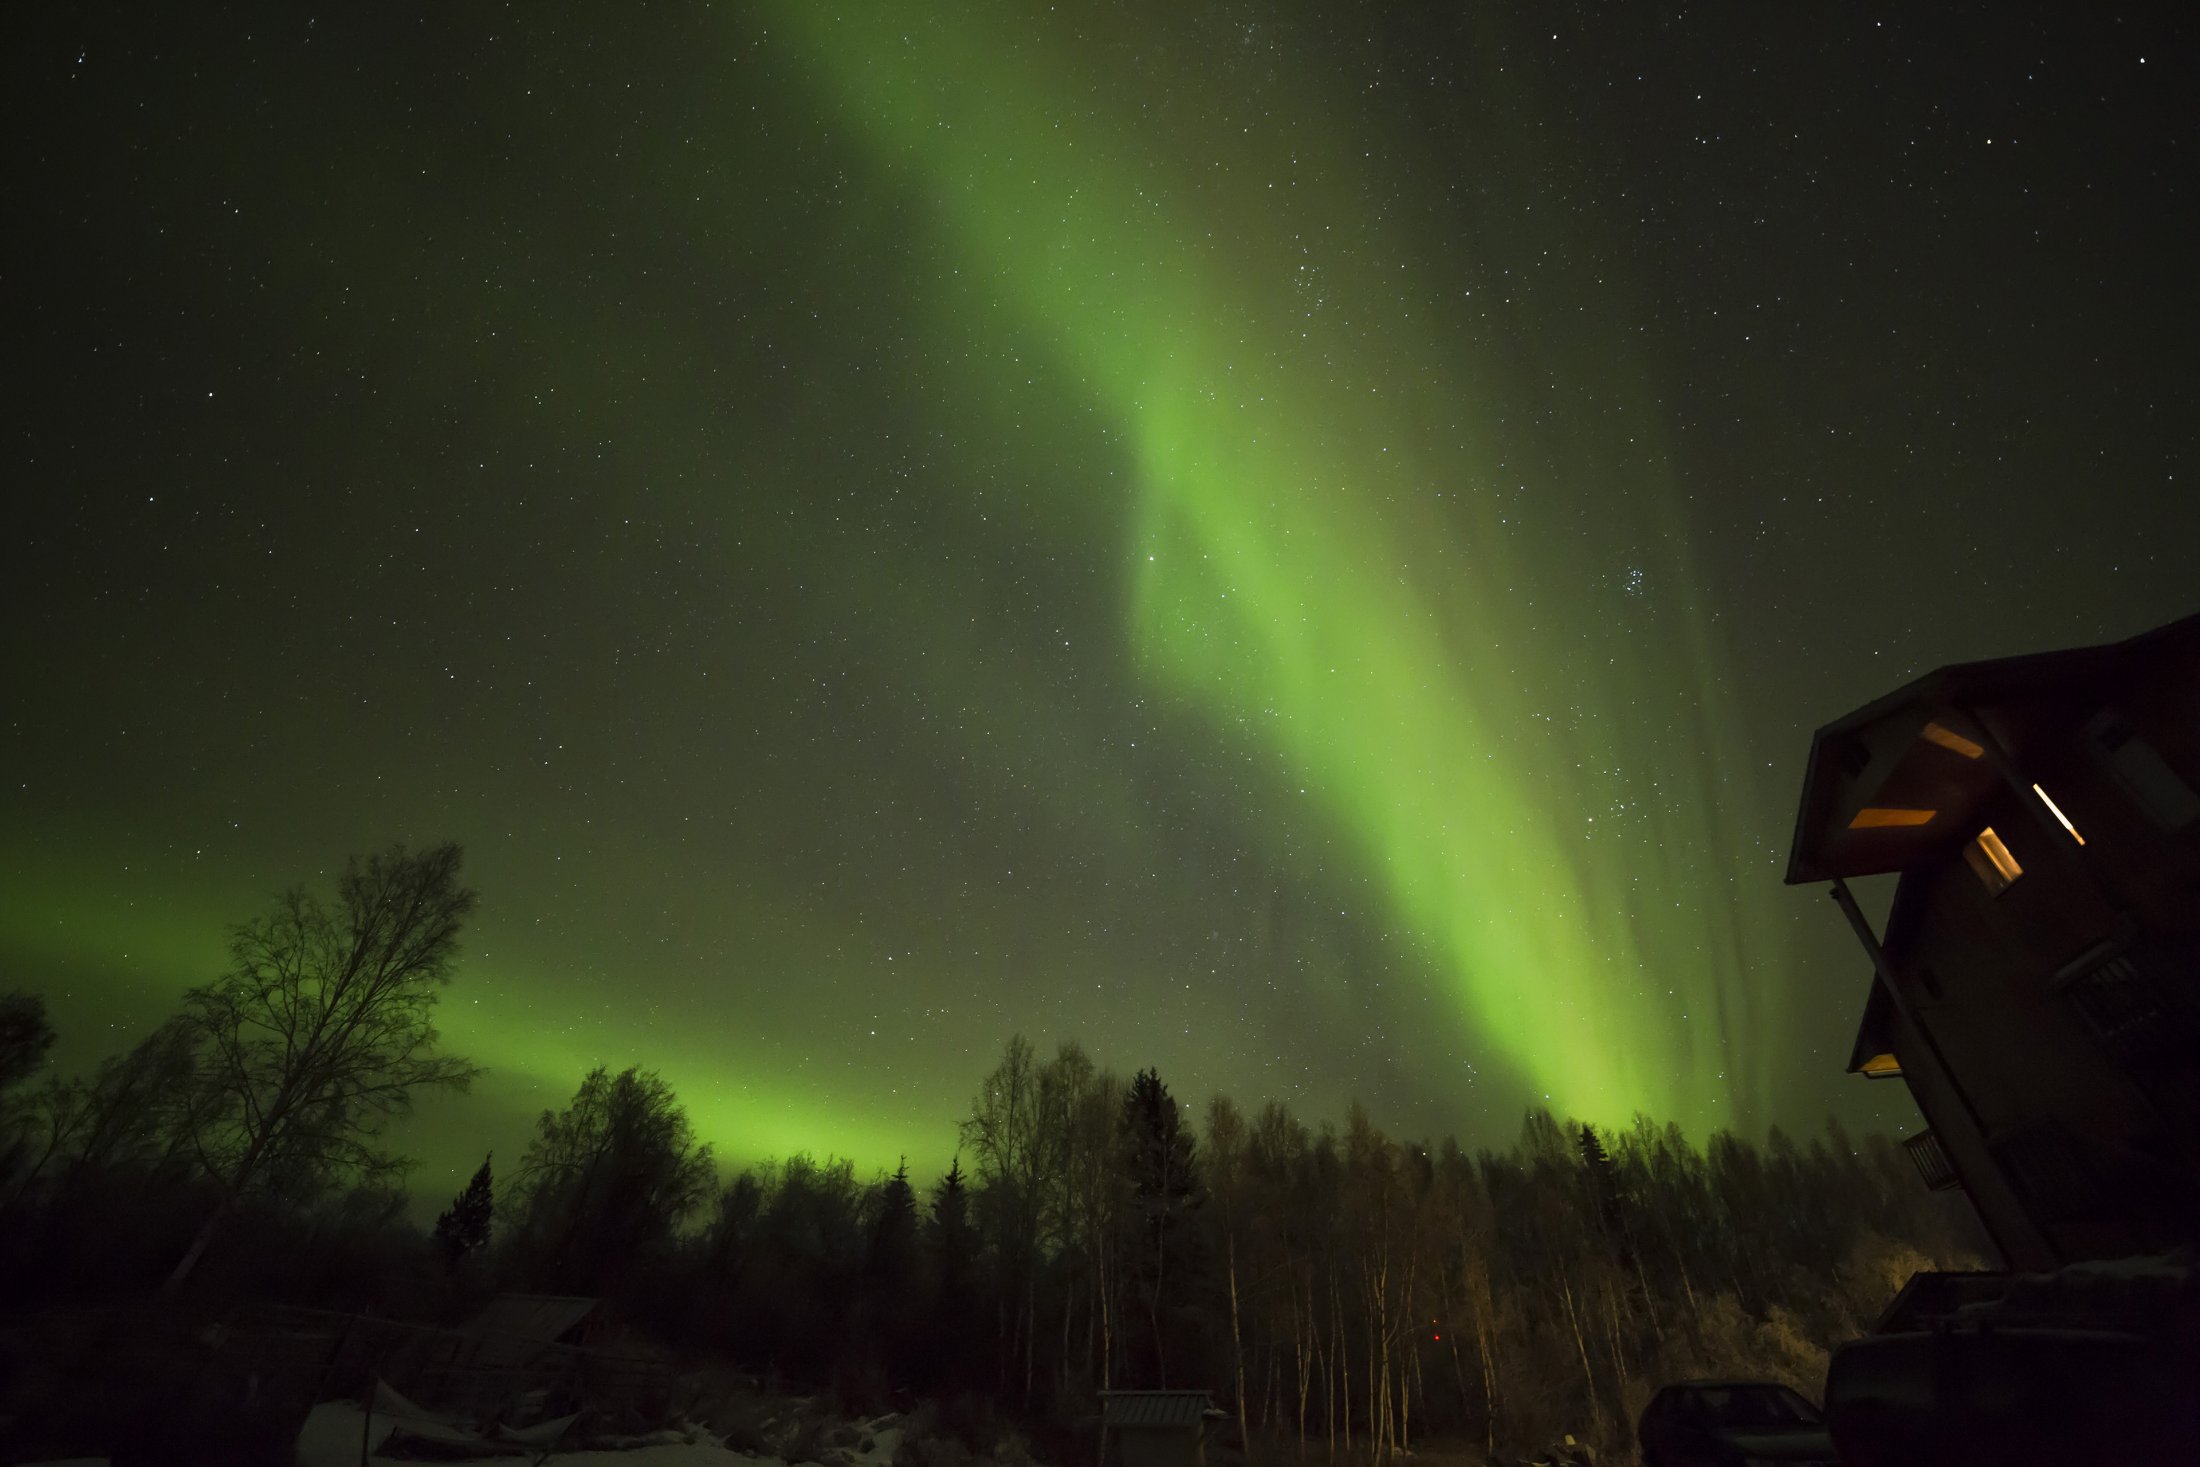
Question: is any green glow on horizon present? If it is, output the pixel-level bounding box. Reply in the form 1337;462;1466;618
0;843;923;1181
430;1007;921;1176
772;4;1775;1124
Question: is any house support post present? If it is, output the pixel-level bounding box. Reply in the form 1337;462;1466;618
1827;876;2037;1268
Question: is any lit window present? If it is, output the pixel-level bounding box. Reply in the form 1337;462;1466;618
1859;1052;1903;1079
1849;807;1938;830
2032;784;2085;845
1964;826;2022;895
1920;721;1985;759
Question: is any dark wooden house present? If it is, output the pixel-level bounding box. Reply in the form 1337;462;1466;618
1786;612;2200;1270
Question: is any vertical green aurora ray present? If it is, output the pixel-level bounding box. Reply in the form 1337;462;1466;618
771;6;1773;1125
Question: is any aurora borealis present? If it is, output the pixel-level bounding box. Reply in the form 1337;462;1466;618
771;4;1774;1125
9;2;2195;1198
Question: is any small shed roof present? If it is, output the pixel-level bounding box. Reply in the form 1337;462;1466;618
466;1293;599;1344
460;1293;600;1368
1101;1392;1217;1429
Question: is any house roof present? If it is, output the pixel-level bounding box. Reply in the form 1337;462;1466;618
1101;1392;1217;1429
1785;612;2200;885
462;1293;598;1354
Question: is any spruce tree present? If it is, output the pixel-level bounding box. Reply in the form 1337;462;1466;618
865;1160;922;1376
434;1153;495;1270
868;1159;921;1300
930;1156;973;1293
1122;1068;1200;1385
927;1156;976;1387
1578;1122;1629;1255
870;1161;919;1263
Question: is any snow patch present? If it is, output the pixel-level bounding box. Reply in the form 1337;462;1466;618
297;1397;792;1467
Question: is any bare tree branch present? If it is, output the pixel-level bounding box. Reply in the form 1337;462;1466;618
161;842;483;1290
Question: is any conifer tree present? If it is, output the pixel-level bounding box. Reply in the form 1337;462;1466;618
434;1153;494;1269
931;1155;974;1297
864;1159;922;1377
869;1159;920;1278
924;1155;978;1387
1579;1123;1624;1246
1123;1067;1200;1384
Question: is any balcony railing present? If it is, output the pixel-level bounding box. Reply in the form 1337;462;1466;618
2056;938;2197;1069
1903;1129;1961;1192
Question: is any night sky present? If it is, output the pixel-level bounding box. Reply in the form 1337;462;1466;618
8;3;2195;1202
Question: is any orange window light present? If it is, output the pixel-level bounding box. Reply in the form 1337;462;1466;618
1975;827;2022;883
1920;721;1985;759
1849;807;1938;829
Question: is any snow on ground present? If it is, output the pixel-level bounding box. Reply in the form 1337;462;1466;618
38;1457;802;1467
841;1418;905;1467
538;1450;783;1467
293;1399;398;1467
293;1397;890;1467
296;1398;788;1467
32;1422;827;1467
26;1391;912;1467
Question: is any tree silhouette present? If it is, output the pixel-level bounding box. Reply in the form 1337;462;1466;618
862;1159;922;1378
510;1065;714;1292
961;1034;1053;1396
1577;1124;1630;1259
1;995;1996;1459
164;842;482;1289
433;1153;495;1269
927;1155;977;1387
0;992;60;1201
0;991;55;1097
1122;1067;1200;1385
868;1159;920;1282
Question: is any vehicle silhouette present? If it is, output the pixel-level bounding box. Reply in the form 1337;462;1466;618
1636;1380;1837;1466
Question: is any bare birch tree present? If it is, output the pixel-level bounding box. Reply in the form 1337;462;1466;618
1207;1094;1254;1462
962;1034;1054;1397
163;841;482;1289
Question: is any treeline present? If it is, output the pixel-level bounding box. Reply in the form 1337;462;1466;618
0;844;481;1308
506;1038;1984;1457
0;843;1986;1459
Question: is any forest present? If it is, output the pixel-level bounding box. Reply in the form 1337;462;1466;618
0;845;1985;1459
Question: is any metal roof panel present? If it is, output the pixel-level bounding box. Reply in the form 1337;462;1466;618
1101;1391;1214;1429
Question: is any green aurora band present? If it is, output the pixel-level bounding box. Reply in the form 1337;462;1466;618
771;4;1776;1125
